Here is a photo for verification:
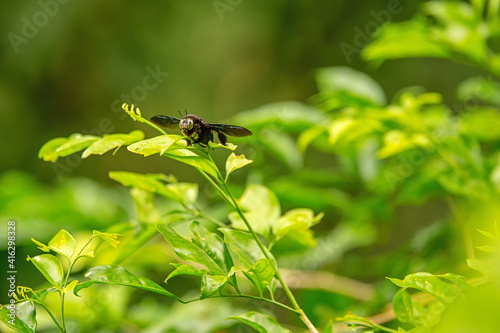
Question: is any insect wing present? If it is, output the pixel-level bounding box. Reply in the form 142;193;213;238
150;115;181;129
208;123;252;137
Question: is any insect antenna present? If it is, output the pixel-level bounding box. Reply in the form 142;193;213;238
177;110;182;117
184;110;187;116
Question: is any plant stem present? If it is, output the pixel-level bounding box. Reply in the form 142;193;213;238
31;299;64;332
183;293;300;314
199;147;318;332
60;292;66;332
220;178;318;332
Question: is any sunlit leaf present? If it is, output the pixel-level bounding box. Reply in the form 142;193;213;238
460;108;500;141
225;153;253;179
201;275;228;299
92;230;121;248
47;229;76;262
230;101;327;132
38;134;99;162
393;289;413;323
323;320;334;333
167;182;198;207
467;258;499;278
82;130;144;158
297;125;328;153
220;229;267;269
157;224;226;275
30;238;50;253
422;1;487;63
74;265;177;299
228;311;289;333
337;313;394;332
243;258;275;297
189;222;234;275
208;141;237;150
363;18;450;64
273;208;316;240
316;66;386;105
127;134;184;156
228;184;281;237
130;188;162;224
109;171;198;206
388;272;466;304
477;229;497;239
163;149;219;179
38;137;69;162
0;301;36;333
27;254;64;288
165;263;207;282
456;76;500;106
112;224;157;265
63;280;79;293
475;245;498;252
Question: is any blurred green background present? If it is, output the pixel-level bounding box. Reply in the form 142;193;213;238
2;1;500;332
3;0;479;183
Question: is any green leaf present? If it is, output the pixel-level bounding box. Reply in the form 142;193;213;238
74;265;177;299
39;134;99;162
166;182;198;207
0;301;36;333
92;230;121;248
460;107;500;141
82;130;144;158
189;221;238;290
130;188;161;223
387;272;465;304
327;118;382;147
46;229;76;262
363;18;450;63
208;141;237;151
189;222;234;274
27;254;64;288
225;153;253;179
112;224;157;265
456;76;500;106
220;229;268;269
243;258;275;297
38;137;69;162
157;224;226;275
230;101;327;132
336;313;395;332
127;134;185;156
322;320;334;333
259;130;303;170
54;134;99;156
165;263;207;282
273;208;318;240
109;171;198;206
393;289;413;323
228;311;290;333
228;184;281;237
422;2;487;63
437;273;469;292
30;238;50;253
475;245;498;252
316;66;386;105
477;229;497;240
467;258;499;278
163;149;220;179
201;275;228;299
297;125;328;153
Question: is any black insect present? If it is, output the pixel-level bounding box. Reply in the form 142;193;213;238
150;112;252;146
